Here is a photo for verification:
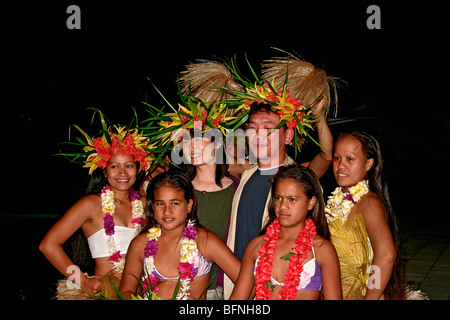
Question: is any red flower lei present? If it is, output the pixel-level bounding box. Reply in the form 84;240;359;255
254;218;317;300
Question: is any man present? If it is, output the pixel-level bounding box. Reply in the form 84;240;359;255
224;55;336;298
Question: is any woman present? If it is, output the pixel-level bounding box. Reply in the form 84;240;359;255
181;130;239;299
39;118;153;299
325;131;404;299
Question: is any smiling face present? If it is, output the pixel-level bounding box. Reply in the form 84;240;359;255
247;111;293;167
152;184;193;232
332;135;374;191
104;152;138;192
182;136;217;166
273;178;316;228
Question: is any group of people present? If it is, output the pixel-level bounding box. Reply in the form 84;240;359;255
39;51;422;300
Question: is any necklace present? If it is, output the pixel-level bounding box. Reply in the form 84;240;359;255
143;220;198;300
255;218;316;300
325;180;369;223
101;185;146;273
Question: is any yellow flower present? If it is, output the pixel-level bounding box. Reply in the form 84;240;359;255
147;225;161;241
101;189;115;214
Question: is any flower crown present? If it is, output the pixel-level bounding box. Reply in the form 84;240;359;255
159;99;235;144
221;58;323;155
59;109;154;174
141;82;247;155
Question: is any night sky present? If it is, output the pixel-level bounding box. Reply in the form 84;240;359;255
6;2;447;215
2;2;449;300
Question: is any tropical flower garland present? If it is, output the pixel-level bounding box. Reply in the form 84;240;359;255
101;185;146;273
57;109;159;175
142;220;198;300
218;58;324;155
325;180;369;223
255;218;316;300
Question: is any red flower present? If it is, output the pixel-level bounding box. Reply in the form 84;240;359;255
286;119;298;129
108;251;122;263
131;217;147;228
213;115;223;128
287;96;302;110
254;218;316;300
143;274;159;293
178;262;194;281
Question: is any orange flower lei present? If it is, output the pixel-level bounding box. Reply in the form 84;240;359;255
255;218;316;300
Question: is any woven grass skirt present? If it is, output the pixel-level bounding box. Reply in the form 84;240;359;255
55;271;121;300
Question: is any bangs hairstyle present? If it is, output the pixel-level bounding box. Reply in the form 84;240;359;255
264;165;329;240
182;129;229;188
145;171;199;228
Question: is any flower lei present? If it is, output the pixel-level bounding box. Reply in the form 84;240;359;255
325;180;369;223
255;218;316;300
143;220;198;300
101;185;146;273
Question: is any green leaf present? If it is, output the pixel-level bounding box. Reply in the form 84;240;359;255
147;77;177;112
245;54;262;86
171;276;182;300
280;252;295;261
266;280;275;290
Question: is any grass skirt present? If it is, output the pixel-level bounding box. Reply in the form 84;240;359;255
55;271;121;300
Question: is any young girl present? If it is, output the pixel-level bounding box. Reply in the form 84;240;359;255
326;131;405;300
119;171;241;300
230;165;342;300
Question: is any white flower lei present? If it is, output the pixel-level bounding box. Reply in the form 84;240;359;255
325;180;369;223
143;220;198;300
101;186;145;273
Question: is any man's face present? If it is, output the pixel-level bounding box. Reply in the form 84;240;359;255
247;111;293;166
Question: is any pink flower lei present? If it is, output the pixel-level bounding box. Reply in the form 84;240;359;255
101;185;146;273
142;220;198;300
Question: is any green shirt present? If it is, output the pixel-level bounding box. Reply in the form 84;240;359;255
195;183;234;289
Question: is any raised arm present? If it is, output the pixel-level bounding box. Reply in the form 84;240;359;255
305;116;333;179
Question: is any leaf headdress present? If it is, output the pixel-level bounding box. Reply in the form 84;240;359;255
57;108;156;174
140;79;248;158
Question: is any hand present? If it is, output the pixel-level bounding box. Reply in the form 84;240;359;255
80;274;102;295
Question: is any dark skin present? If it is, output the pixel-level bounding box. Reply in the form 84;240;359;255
39;153;145;295
230;178;342;300
119;185;241;300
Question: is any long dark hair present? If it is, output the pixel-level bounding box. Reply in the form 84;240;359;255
262;165;330;241
69;164;144;270
145;170;200;229
335;131;405;300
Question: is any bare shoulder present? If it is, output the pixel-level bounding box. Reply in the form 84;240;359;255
127;232;148;256
196;227;222;250
358;191;388;221
130;232;148;247
73;194;101;210
245;235;264;258
312;235;337;258
61;194;101;222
